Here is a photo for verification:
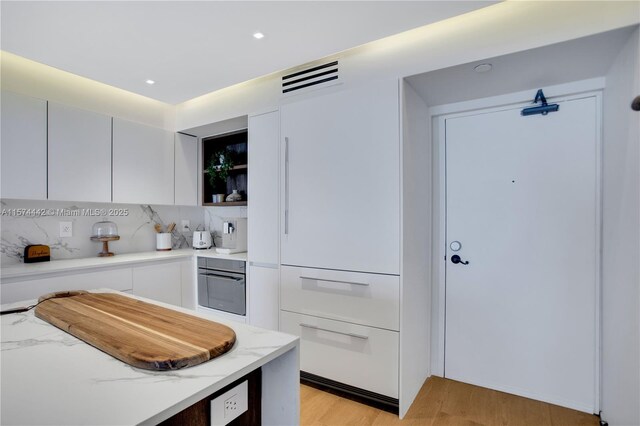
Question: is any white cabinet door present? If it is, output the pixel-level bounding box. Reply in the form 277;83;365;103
1;268;133;304
280;265;399;331
180;258;196;310
248;264;279;330
280;81;400;275
113;118;175;205
132;262;182;307
248;110;279;265
1;91;47;200
48;102;112;202
174;133;198;206
281;310;399;398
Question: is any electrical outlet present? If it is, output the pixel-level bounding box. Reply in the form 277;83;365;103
59;221;73;238
210;380;248;425
181;220;190;232
224;394;240;418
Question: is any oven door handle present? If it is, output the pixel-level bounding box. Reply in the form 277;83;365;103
201;272;244;282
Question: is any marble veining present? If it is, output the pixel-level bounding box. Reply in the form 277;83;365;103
1;200;251;266
204;206;247;247
0;199;204;265
0;290;299;426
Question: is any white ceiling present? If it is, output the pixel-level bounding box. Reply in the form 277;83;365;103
405;26;636;107
0;1;495;104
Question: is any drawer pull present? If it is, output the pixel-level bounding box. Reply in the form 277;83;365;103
299;276;369;287
299;323;369;340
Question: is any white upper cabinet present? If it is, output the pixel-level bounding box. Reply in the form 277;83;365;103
113;118;175;205
1;91;47;200
280;80;400;275
174;133;198;206
48;102;112;202
248;110;280;265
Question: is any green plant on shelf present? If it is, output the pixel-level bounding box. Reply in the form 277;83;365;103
206;148;235;192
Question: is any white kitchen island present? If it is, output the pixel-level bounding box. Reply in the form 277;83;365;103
0;289;299;426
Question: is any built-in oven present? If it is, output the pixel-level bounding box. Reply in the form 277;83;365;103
197;257;246;316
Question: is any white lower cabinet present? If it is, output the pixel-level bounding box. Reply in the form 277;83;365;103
280;310;399;398
180;258;196;310
280;265;400;398
248;264;279;331
280;266;399;331
2;259;194;309
1;269;133;304
132;262;182;307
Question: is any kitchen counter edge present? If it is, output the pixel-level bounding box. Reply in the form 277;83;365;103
1;249;248;281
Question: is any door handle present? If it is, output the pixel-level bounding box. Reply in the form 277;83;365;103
284;136;290;235
451;254;469;265
299;323;369;340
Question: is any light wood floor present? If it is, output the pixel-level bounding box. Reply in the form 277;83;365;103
300;377;599;426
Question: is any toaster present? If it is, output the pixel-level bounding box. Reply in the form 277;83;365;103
192;231;213;249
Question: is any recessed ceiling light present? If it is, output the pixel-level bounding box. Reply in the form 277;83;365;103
145;79;155;85
253;32;265;40
473;63;492;73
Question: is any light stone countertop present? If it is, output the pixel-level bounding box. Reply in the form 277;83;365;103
1;248;248;281
0;289;298;426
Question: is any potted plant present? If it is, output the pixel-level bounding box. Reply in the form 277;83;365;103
206;148;235;203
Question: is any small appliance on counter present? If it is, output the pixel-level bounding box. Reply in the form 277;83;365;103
90;221;120;257
193;230;213;250
216;218;247;254
23;245;50;263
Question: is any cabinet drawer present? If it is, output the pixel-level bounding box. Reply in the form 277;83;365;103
1;268;133;304
281;266;399;331
280;310;399;398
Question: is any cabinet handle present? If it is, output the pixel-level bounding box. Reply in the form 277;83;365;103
299;276;370;287
248;261;278;269
284;136;290;235
299;323;369;340
201;273;244;282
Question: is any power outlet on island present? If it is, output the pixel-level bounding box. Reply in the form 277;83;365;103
210;380;248;425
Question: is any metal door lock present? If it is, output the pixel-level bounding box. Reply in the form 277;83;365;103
451;254;469;265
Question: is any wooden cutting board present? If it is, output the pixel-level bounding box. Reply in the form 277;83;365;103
34;291;236;371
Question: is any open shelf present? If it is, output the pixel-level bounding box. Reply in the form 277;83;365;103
203;201;248;207
203;164;247;174
202;129;248;206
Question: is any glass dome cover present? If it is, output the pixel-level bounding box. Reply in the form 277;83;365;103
92;221;119;238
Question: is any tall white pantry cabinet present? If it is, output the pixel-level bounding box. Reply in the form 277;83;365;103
247;110;281;331
277;79;430;417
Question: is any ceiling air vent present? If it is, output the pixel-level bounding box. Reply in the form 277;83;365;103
281;61;339;95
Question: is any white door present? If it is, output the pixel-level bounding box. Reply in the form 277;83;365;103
445;96;598;413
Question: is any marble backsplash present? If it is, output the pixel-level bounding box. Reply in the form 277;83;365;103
0;199;240;266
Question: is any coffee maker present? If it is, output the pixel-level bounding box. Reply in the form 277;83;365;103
216;218;247;254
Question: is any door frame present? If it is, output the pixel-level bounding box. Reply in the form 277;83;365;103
430;79;604;412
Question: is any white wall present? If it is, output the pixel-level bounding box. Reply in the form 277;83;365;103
399;80;431;416
601;27;640;426
0;52;174;130
175;1;639;131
